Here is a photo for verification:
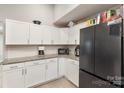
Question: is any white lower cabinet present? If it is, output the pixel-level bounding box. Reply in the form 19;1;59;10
58;58;66;77
2;58;79;88
25;60;46;87
65;59;79;87
46;58;58;81
2;59;58;88
2;63;25;88
68;63;79;86
58;58;79;87
3;69;25;88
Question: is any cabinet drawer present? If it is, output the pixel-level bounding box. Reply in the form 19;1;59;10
46;58;58;63
3;63;24;71
25;60;46;67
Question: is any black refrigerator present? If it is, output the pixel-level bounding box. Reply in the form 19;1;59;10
79;18;123;88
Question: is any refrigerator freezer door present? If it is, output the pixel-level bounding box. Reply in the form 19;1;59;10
80;26;95;73
95;23;122;85
79;69;117;88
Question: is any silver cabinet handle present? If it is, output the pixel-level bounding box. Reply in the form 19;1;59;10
25;69;27;75
27;39;30;44
10;66;18;69
75;40;77;44
22;69;24;75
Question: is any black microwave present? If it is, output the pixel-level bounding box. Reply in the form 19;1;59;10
58;48;69;55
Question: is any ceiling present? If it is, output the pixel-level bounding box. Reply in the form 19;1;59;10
54;4;121;27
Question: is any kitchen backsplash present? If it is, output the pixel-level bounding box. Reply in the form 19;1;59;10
5;45;68;58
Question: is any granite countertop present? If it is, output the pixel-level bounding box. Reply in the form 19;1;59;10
1;54;79;65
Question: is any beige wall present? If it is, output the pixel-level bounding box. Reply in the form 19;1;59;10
0;4;54;25
54;4;79;21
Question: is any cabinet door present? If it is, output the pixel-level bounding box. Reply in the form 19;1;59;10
46;59;58;81
72;64;79;87
2;68;25;88
65;60;79;87
58;58;66;77
51;28;60;44
6;19;29;45
25;64;46;87
65;61;74;80
29;24;42;44
67;63;73;81
74;25;80;45
60;28;69;44
42;25;52;44
68;27;76;45
75;23;86;45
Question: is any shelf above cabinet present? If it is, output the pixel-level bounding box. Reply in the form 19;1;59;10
54;4;120;26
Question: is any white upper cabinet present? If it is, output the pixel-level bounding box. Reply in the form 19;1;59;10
68;26;80;45
30;24;55;45
6;19;30;45
60;28;69;44
51;27;61;45
42;25;52;44
29;24;42;44
5;19;80;45
73;25;80;45
68;27;76;45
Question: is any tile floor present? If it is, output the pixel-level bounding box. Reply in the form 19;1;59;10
37;78;77;88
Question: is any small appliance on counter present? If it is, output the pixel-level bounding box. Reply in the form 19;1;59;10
58;48;69;55
33;20;41;25
38;46;45;55
75;45;80;57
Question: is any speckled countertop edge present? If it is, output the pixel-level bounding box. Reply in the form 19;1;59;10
1;54;79;65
